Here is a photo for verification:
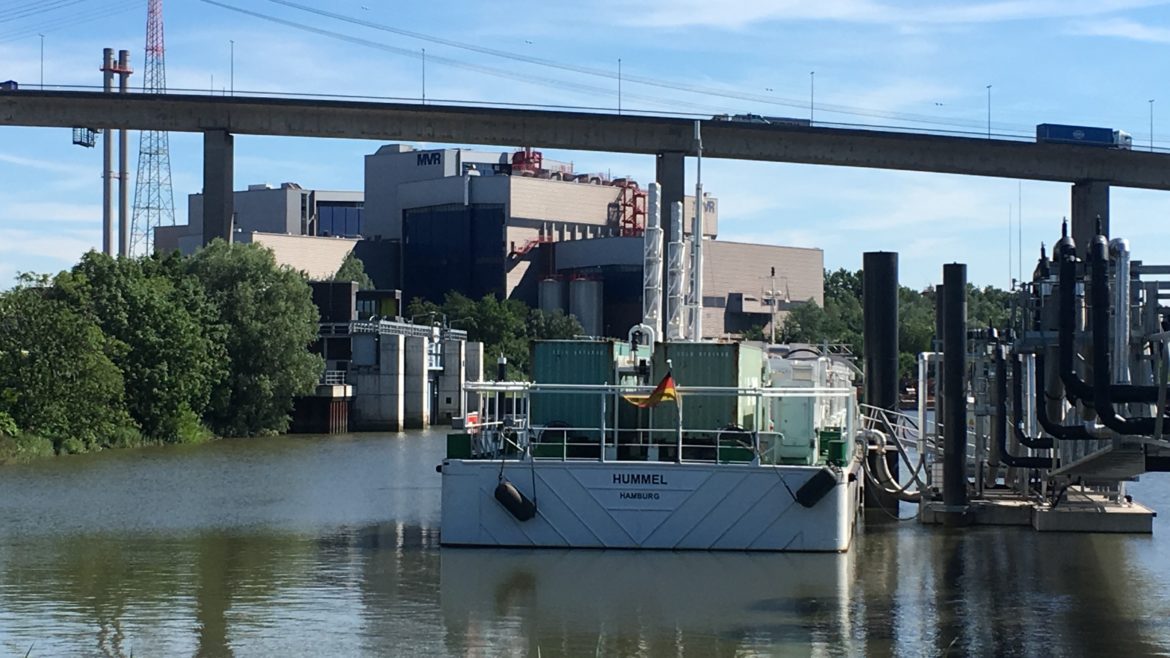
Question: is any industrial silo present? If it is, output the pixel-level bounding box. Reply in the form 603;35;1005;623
538;278;566;314
569;278;603;337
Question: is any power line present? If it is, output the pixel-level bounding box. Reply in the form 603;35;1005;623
260;0;1030;133
198;0;730;114
0;0;142;43
0;0;89;23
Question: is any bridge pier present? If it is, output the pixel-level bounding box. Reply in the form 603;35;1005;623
202;129;234;245
655;151;686;319
1071;180;1110;256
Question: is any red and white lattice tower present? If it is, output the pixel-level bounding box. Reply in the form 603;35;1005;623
130;0;175;255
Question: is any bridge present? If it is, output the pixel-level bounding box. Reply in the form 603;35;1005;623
3;89;1168;251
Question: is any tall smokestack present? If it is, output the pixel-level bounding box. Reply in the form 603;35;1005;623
117;49;131;257
101;48;114;257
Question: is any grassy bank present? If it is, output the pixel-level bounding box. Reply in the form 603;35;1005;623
0;432;55;465
0;408;217;466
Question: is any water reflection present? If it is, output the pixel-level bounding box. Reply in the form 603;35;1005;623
440;548;857;656
0;433;1168;656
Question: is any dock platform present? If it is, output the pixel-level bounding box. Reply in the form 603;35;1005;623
919;487;1154;533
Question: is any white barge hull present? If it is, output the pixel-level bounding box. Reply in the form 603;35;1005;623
440;460;862;552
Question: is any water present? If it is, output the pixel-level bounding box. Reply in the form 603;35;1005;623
1;431;1169;657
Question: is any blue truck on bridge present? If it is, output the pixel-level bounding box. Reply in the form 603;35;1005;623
1036;123;1132;149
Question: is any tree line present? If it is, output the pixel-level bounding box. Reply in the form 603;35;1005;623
0;242;323;464
770;267;1011;379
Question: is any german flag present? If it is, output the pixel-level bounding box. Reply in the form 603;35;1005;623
623;372;678;408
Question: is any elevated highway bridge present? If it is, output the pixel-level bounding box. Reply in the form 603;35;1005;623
3;89;1168;252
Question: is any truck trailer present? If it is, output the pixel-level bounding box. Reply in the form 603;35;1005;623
1036;123;1132;149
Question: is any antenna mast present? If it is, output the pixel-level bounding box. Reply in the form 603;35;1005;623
130;0;176;255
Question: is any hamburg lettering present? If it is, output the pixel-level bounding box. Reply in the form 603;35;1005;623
619;491;660;500
612;473;668;485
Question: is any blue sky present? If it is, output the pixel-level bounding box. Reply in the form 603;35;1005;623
2;0;1170;291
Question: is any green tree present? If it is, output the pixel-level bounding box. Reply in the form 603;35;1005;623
51;252;225;443
526;308;583;341
782;269;1012;381
0;283;137;453
333;252;374;290
406;293;584;378
184;241;324;437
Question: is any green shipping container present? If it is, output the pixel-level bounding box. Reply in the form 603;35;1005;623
530;340;618;443
649;342;765;439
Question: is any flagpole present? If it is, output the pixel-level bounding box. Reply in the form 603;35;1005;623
670;359;682;462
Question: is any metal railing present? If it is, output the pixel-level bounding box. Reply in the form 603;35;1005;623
320;370;347;385
463;381;857;467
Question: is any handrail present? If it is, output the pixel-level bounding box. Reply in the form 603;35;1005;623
468;381;853;397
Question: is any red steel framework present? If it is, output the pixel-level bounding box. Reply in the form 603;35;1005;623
130;0;175;256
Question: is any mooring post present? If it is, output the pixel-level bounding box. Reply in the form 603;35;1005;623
863;251;900;511
942;263;969;517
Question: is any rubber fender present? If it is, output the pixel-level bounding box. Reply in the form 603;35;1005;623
494;480;537;521
795;468;838;508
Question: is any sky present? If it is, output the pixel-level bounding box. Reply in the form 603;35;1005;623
2;0;1170;291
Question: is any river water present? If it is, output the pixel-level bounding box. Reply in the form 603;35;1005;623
1;430;1169;657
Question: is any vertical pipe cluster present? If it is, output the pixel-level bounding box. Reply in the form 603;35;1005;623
942;263;968;509
665;202;686;341
641;183;663;337
862;252;900;510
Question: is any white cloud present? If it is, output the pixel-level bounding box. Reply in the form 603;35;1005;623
0;202;101;224
620;0;1170;29
1068;17;1170;42
0;228;98;268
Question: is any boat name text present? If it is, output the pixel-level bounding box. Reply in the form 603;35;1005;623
612;473;668;485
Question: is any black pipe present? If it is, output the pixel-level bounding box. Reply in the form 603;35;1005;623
1090;237;1170;435
1034;353;1095;440
1058;242;1160;404
942;264;968;509
862;251;900;511
1057;256;1095;405
1010;354;1054;449
995;345;1053;468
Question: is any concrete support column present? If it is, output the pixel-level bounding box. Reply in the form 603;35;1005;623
202;129;234;246
1071;181;1109;258
403;336;430;429
438;338;466;423
380;334;405;431
656;151;685;317
465;341;484;413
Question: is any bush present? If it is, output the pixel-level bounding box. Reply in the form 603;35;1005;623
0;432;55;465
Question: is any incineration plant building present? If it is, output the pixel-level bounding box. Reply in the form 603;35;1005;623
362;144;823;339
161;144;824;340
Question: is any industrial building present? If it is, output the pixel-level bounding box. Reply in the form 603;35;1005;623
303;281;481;431
155;182;364;255
157;144;823;340
363;144;822;339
